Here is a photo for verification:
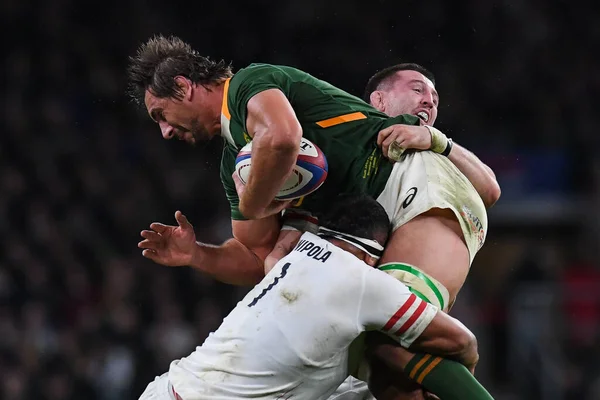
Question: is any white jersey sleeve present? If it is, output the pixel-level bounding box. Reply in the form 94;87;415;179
358;268;439;348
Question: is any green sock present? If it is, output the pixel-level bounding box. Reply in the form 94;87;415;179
405;353;494;400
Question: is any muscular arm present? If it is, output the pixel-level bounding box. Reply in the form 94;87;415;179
447;143;501;208
238;89;303;219
189;215;281;285
379;124;501;208
361;268;479;370
408;311;479;370
368;310;478;373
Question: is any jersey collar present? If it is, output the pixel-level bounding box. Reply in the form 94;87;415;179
220;78;236;147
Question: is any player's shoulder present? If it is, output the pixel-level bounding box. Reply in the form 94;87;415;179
233;63;285;80
234;62;278;76
363;264;411;292
294;232;374;272
287;233;373;298
231;63;309;85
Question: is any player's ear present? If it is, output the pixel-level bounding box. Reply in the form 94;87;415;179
363;254;379;267
174;76;193;100
369;91;384;112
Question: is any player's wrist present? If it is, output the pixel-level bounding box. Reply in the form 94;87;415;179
426;126;453;156
189;241;206;269
239;197;263;220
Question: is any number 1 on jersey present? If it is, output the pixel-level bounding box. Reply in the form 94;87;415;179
248;263;291;307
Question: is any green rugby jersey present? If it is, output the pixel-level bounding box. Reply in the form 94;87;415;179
220;63;420;220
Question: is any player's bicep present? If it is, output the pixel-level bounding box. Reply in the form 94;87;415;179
246;89;302;148
359;269;438;348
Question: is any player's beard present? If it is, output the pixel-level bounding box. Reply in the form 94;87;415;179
189;118;213;145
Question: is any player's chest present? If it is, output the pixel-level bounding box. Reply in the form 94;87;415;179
221;115;251;150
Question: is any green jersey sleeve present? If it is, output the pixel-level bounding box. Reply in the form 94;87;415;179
227;64;294;133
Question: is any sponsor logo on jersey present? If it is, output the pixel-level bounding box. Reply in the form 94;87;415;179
243;132;252;143
460;205;485;249
294;239;332;263
362;148;380;179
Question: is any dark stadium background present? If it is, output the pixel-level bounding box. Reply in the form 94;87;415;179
2;0;598;399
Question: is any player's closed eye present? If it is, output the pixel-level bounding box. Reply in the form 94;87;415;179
151;110;165;123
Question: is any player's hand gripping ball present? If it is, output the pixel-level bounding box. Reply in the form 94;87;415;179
235;137;328;200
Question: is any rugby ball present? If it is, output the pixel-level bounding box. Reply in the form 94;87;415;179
235;137;328;200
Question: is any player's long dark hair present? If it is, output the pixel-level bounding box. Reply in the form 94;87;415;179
318;194;391;248
126;35;233;106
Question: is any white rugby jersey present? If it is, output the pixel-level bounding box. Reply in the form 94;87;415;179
168;232;438;399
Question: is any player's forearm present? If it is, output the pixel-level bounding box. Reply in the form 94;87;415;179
373;331;478;374
447;143;501;208
411;325;479;371
404;310;480;370
239;137;299;218
189;239;265;286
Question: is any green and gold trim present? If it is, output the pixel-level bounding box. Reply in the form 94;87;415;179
379;263;449;311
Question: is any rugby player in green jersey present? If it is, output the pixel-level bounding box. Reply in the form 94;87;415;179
128;35;498;400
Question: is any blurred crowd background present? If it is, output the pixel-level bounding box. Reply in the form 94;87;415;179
2;0;599;399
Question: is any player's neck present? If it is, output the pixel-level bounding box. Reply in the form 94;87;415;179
328;238;365;261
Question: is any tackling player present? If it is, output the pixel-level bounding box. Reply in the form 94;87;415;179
138;194;493;400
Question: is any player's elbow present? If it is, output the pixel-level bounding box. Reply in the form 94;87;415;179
265;121;302;153
448;326;479;370
451;327;477;356
413;312;479;365
482;181;501;208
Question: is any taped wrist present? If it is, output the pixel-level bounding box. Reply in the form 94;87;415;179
426;126;453;156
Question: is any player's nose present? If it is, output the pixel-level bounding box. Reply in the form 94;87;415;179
159;121;175;140
421;92;435;108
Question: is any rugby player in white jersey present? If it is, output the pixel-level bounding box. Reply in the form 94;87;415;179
139;195;492;400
